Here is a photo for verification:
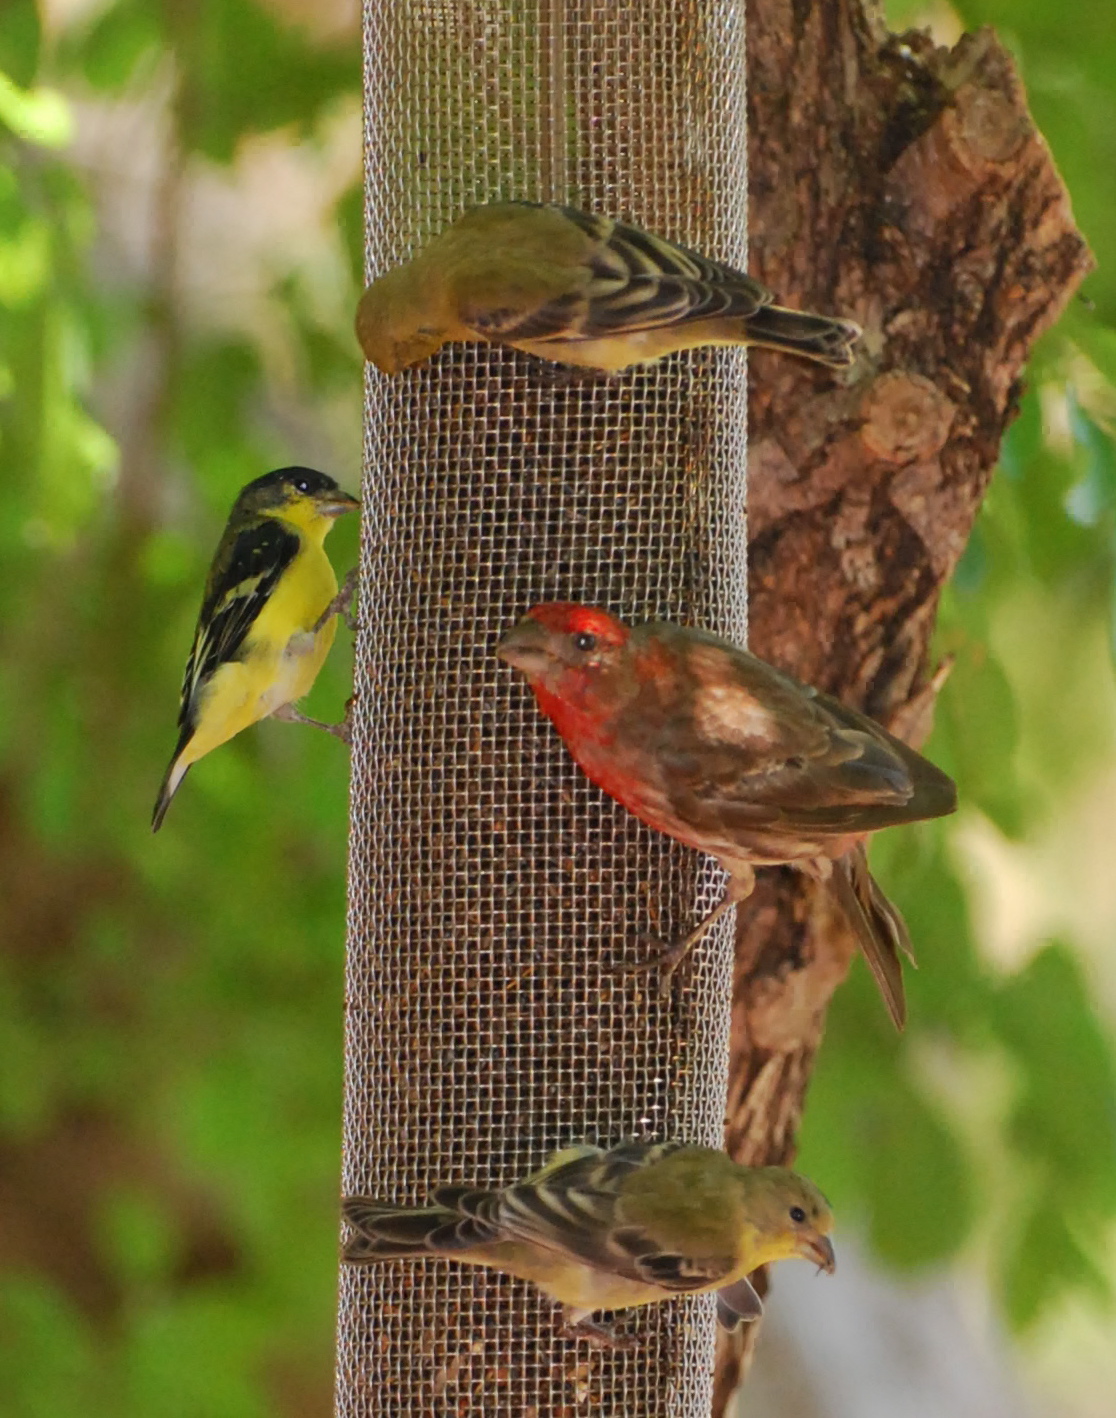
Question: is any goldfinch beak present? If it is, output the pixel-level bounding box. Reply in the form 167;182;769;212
496;620;553;678
317;491;361;518
800;1231;836;1275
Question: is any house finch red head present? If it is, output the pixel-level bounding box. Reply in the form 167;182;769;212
342;1140;835;1347
497;604;957;1029
356;201;861;376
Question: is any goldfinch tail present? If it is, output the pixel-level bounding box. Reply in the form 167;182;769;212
151;751;190;833
741;304;861;368
831;845;912;1031
341;1197;462;1263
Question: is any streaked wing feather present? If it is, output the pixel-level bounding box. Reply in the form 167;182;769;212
479;1140;729;1291
497;206;772;344
635;1250;736;1290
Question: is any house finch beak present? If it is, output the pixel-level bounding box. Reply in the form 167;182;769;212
497;604;957;1029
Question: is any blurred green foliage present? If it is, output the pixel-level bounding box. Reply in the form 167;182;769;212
1;0;1115;1413
0;2;361;1414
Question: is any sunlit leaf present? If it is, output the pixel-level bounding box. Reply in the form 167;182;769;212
993;943;1116;1214
0;74;71;148
1000;1192;1112;1330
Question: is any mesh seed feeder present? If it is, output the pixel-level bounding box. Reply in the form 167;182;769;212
338;1;748;1412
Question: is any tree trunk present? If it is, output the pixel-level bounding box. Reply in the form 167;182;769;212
715;1;1092;1409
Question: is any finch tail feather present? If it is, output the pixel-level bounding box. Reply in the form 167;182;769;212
341;1198;460;1262
151;749;191;833
740;304;861;368
831;846;910;1030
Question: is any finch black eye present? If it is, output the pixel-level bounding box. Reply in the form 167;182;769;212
293;477;312;493
573;632;597;652
789;1206;807;1223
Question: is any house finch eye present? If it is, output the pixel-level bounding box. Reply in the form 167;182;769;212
573;632;597;652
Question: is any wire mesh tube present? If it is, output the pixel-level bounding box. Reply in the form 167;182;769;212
338;2;748;1413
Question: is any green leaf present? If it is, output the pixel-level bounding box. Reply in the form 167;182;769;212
1000;1192;1112;1330
69;0;163;92
873;831;989;1029
0;75;71;148
0;1278;102;1418
798;1039;976;1271
993;943;1116;1214
172;0;359;162
862;1080;975;1269
95;1187;179;1288
335;181;364;289
0;0;40;90
934;637;1025;837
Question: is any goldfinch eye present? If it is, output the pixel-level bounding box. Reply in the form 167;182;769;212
293;477;312;493
573;632;597;652
789;1205;807;1223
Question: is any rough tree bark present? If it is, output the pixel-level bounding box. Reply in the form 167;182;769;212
715;1;1092;1410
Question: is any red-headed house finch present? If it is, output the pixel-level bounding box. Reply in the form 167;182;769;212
356;201;861;376
342;1140;835;1347
497;604;957;1029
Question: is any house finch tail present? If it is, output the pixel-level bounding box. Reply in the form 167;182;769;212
830;845;912;1029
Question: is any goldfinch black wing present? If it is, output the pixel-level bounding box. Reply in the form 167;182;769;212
473;204;773;344
178;518;301;730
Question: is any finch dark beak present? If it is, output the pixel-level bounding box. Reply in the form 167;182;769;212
496;620;553;678
317;491;361;518
800;1232;836;1275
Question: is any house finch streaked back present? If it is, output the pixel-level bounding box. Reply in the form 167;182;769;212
356;201;861;376
497;604;957;1029
342;1140;835;1347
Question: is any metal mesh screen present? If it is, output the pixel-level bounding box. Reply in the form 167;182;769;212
338;2;748;1413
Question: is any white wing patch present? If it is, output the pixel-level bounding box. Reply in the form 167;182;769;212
693;682;779;746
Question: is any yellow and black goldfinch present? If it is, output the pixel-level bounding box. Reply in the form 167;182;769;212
342;1140;835;1347
152;466;360;831
356;201;861;376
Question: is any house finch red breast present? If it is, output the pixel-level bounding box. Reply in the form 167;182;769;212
342;1140;835;1347
356;201;861;376
497;604;957;1029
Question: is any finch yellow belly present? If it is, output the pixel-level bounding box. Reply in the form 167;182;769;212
178;547;338;770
